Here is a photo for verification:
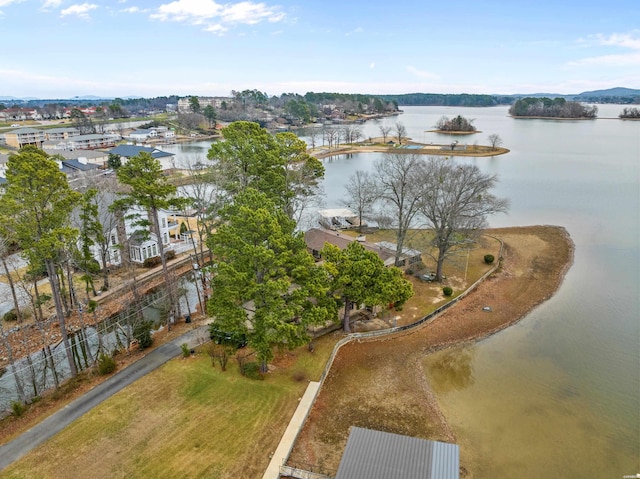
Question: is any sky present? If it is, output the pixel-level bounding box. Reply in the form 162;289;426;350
0;0;639;99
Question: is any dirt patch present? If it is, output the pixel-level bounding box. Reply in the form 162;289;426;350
288;225;574;475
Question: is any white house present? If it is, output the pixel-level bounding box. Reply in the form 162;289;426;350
129;129;158;142
95;207;197;268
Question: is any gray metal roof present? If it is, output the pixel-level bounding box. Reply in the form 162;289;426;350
43;149;107;160
61;159;100;171
6;127;43;134
335;427;459;479
67;134;119;141
108;144;175;159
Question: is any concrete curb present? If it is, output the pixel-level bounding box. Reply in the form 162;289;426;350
261;381;320;479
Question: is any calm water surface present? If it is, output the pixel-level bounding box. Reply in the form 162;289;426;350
170;106;639;476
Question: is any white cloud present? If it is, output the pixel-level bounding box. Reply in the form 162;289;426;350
60;3;98;19
595;31;640;50
369;62;375;69
151;0;284;33
406;66;439;80
221;1;284;24
571;31;640;67
204;23;227;35
40;0;62;9
121;6;140;13
345;26;363;36
0;0;24;13
570;52;640;67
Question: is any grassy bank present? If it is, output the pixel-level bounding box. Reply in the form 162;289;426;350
1;334;337;479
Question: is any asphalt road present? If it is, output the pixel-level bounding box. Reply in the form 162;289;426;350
0;325;209;472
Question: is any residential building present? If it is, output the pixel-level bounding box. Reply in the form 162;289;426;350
42;148;109;167
44;127;80;142
304;227;422;268
67;133;120;150
129;129;158;142
108;144;176;168
3;127;45;149
177;96;229;112
96;207;196;267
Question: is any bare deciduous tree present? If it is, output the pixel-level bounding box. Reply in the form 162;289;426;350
394;121;407;144
379;125;392;143
341;124;363;144
323;126;340;149
487;133;503;151
373;153;425;265
418;157;509;280
342;170;377;232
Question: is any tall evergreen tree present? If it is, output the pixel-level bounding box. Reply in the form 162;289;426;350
321;241;413;333
0;146;81;376
206;189;335;371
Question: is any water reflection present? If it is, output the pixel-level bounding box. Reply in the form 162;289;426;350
426;347;475;392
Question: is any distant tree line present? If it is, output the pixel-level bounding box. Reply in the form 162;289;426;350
509;97;598;118
379;93;512;107
573;95;640;105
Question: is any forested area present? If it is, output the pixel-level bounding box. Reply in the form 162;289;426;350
380;93;511;106
509;97;598;118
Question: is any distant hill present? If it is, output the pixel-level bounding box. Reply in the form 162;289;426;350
574;87;640;98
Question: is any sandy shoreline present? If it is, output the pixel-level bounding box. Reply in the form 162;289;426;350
289;225;575;476
310;141;510;159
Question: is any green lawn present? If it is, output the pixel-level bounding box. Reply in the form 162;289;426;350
3;335;336;479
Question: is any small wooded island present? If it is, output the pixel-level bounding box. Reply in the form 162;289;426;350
509;97;598;118
429;114;478;134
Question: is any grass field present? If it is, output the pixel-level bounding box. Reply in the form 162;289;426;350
2;334;337;479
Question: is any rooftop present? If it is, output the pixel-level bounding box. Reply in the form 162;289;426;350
335;427;459;479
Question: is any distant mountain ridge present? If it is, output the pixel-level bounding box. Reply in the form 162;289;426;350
574;87;640;98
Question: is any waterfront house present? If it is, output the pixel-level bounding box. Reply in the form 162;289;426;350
304;227;422;269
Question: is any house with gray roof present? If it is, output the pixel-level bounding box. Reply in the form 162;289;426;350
44;127;80;141
108;144;176;168
43;148;109;167
334;427;459;479
304;227;422;268
129;129;158;142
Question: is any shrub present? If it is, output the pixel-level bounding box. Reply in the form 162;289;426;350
143;256;162;268
443;286;453;296
97;353;117;375
3;309;18;322
405;268;414;275
11;400;26;417
134;320;154;349
241;362;263;380
180;343;191;358
165;250;176;261
484;254;495;264
87;300;98;313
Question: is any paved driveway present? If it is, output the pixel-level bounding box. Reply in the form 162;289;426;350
0;325;209;472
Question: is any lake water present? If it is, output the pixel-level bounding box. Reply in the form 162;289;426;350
164;105;639;476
